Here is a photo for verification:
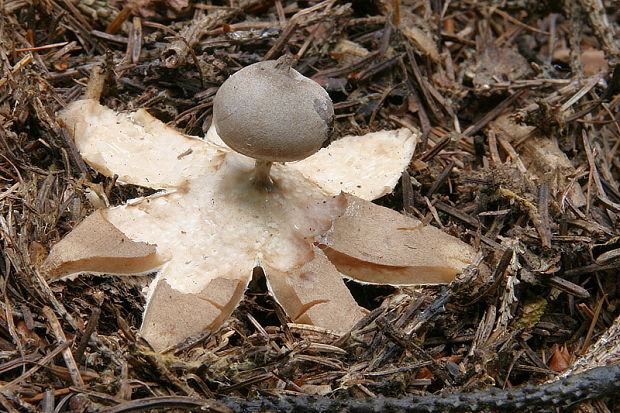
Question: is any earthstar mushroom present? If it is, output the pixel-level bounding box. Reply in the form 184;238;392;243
44;62;479;351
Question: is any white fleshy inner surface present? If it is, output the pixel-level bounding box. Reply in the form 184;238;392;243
289;128;417;200
103;152;343;295
61;99;220;189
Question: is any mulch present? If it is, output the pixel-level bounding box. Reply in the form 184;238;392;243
0;0;619;412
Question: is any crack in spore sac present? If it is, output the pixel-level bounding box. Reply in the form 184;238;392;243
313;97;334;137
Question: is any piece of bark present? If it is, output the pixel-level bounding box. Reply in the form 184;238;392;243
398;9;440;62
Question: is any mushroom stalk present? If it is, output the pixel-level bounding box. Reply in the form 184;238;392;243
251;160;274;190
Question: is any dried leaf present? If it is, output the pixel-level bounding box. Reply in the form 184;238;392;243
401;26;440;62
548;344;571;372
331;39;370;65
492;115;586;207
472;43;532;88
